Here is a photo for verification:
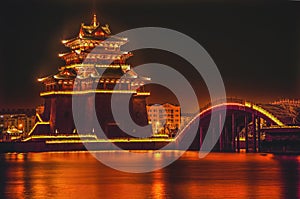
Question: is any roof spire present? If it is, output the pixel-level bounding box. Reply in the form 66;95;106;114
92;14;98;27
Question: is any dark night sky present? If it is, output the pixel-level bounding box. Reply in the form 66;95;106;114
1;0;300;109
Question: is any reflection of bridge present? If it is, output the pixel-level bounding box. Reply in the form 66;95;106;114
176;98;300;153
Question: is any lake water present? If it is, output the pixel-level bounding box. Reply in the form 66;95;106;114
0;151;299;199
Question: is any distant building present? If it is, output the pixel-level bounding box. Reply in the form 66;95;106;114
0;110;36;141
146;103;180;136
272;99;300;105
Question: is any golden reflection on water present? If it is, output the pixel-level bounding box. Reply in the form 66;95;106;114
0;151;299;199
151;170;166;199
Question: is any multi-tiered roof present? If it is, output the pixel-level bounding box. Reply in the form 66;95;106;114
38;14;149;96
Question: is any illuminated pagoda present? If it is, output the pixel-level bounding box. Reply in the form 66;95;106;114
35;14;150;138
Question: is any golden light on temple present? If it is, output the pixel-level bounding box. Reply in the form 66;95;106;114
32;14;151;137
92;14;98;27
40;90;150;96
26;121;50;137
36;113;43;122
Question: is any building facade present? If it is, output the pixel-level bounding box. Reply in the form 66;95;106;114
146;103;180;136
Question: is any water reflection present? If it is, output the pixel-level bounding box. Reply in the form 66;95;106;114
151;170;167;199
0;151;299;199
276;155;300;199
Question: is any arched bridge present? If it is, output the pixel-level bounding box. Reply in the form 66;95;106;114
176;98;300;152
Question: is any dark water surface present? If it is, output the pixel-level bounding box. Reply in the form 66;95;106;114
0;151;299;199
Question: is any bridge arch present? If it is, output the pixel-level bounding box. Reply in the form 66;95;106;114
176;99;285;152
198;101;284;126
